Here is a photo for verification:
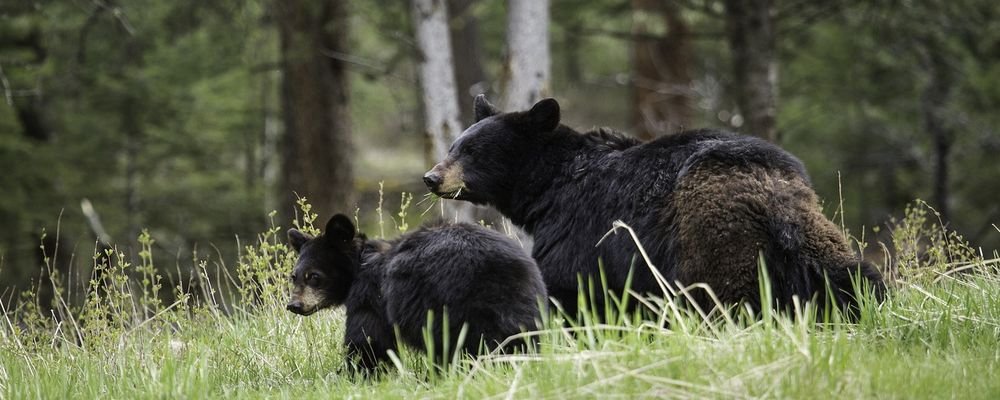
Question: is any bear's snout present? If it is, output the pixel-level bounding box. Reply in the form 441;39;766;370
424;161;465;196
423;171;442;190
286;300;305;315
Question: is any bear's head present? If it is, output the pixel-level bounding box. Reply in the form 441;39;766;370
285;214;358;316
423;95;561;206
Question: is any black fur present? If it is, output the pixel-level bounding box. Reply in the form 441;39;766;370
287;215;547;373
426;97;886;319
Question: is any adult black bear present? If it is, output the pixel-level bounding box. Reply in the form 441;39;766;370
286;214;547;373
424;95;885;318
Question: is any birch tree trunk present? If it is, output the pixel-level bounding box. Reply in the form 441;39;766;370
724;0;779;143
501;0;550;111
494;0;549;244
412;0;473;222
275;0;355;225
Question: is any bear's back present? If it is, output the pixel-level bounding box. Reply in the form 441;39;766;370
564;129;811;214
381;223;546;352
384;223;536;282
527;128;819;315
659;129;809;183
625;129;809;182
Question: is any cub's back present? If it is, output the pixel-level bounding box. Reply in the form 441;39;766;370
381;223;547;352
382;222;545;312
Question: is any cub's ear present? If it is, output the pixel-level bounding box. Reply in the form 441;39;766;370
474;94;499;122
325;214;356;243
287;228;313;252
527;98;560;132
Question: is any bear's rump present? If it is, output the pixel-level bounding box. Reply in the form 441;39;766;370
667;163;847;306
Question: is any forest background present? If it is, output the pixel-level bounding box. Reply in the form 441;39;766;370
2;0;999;307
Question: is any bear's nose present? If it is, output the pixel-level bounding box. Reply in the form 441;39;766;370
423;172;442;189
286;301;304;315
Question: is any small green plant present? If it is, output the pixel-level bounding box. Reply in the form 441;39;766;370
80;246;131;342
236;205;310;309
377;181;386;238
235;197;320;311
889;200;983;284
10;286;52;348
291;196;321;237
396;192;414;233
135;230;163;318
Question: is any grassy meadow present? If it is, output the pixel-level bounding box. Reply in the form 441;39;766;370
1;200;998;399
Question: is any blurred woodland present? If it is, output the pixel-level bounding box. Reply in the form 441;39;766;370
1;0;999;306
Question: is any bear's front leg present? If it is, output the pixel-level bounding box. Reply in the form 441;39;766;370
343;308;396;376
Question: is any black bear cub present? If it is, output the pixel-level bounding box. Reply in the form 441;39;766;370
286;214;547;373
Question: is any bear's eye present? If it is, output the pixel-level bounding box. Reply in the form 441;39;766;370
288;273;296;282
306;272;321;283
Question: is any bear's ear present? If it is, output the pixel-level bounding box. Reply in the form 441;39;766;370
474;94;499;122
287;228;313;252
324;214;356;244
527;98;560;132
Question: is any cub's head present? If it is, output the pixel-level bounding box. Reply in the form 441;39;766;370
285;214;358;316
423;95;561;206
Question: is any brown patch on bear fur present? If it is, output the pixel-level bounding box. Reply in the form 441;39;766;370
429;159;466;195
289;286;324;315
667;163;858;309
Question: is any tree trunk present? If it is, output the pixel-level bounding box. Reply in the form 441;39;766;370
115;27;144;256
920;41;954;223
447;0;505;225
1;19;51;141
447;0;488;126
275;0;355;225
724;0;779;142
630;0;693;139
493;0;549;243
412;0;473;222
501;0;550;111
122;82;141;250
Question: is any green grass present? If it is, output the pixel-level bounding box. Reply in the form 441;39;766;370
2;201;999;399
3;278;999;399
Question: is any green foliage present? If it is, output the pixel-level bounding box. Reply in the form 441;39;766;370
236;200;318;310
0;0;276;295
377;181;386;238
3;0;998;305
80;247;141;344
780;1;1000;249
396;192;414;233
890;200;984;285
290;197;321;237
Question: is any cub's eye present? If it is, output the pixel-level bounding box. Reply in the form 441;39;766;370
288;273;296;282
306;273;320;283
